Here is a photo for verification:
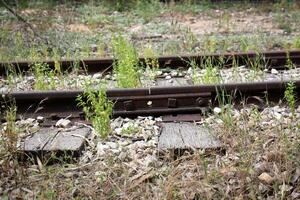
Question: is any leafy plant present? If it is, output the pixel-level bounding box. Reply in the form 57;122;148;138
143;45;159;81
121;125;139;135
200;56;221;84
112;35;141;88
203;36;217;53
245;53;264;81
183;27;198;52
1;104;18;154
285;51;295;70
215;88;234;130
31;63;56;90
52;48;62;75
291;35;300;49
284;81;296;115
77;85;113;139
190;59;199;84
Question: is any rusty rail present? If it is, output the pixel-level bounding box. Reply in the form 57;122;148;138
1;50;300;75
1;80;299;122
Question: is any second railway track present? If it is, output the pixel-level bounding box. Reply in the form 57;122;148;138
1;80;300;125
1;50;300;125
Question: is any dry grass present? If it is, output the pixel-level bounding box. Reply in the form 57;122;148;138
1;104;299;199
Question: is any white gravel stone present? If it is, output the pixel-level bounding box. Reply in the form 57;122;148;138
271;68;279;74
92;73;102;79
213;107;222;114
274;112;282;120
170;71;178;77
36;116;44;122
96;144;109;156
55;119;71;128
118;151;127;161
143;155;157;167
115;127;122;135
106;142;118;149
147;101;152;106
165;75;172;80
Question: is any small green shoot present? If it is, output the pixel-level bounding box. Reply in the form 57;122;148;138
1;104;18;154
121;125;139;136
52;48;62;75
112;35;141;88
215;88;234;130
77;84;113;139
143;45;159;81
31;63;56;90
284;81;296;115
200;56;221;84
285;51;295;70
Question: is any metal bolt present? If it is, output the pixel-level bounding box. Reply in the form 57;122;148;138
196;97;208;106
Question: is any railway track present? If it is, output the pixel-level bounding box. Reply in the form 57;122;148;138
1;77;300;124
1;50;300;75
1;50;300;123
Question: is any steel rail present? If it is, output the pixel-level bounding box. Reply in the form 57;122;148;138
1;50;300;75
1;80;300;121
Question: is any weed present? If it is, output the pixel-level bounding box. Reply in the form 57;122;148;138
182;27;198;52
112;35;141;88
143;44;159;81
245;53;264;81
276;13;293;34
203;36;217;54
215;88;234;130
284;81;296;115
52;48;62;75
291;35;300;49
250;106;261;122
31;63;56;90
232;55;239;82
190;59;199;84
191;56;221;85
77;84;113;139
218;11;231;32
1;104;18;154
285;51;295;70
121;125;139;135
200;57;221;84
134;0;162;22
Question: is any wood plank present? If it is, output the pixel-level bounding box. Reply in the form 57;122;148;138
21;127;91;153
158;122;222;150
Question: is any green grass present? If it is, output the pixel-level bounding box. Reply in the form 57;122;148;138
31;63;56;90
112;35;141;88
284;81;296;115
1;104;18;154
77;84;113;139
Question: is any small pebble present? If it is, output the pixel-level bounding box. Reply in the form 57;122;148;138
36;116;44;123
213;107;222;114
165;75;172;80
55;119;71;128
271;68;279;74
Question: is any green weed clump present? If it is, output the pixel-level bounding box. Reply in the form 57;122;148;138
1;105;18;154
284;81;296;115
291;35;300;49
143;45;159;80
77;85;113;139
190;57;221;85
216;88;234;130
31;63;56;90
112;35;141;88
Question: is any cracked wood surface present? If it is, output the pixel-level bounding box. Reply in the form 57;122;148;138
158;122;222;150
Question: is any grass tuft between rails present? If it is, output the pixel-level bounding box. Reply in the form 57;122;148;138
77;84;113;139
112;35;141;88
